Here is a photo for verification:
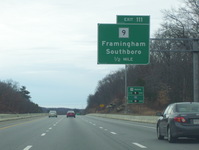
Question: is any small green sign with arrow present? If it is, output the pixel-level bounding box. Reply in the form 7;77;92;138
128;86;144;103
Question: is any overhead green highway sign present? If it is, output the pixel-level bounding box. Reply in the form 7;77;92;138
98;17;149;64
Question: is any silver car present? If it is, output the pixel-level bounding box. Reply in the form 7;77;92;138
49;110;57;118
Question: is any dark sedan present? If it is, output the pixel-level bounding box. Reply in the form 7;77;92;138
156;102;199;143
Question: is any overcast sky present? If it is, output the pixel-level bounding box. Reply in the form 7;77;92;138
0;0;182;109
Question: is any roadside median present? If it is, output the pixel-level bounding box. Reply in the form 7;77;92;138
88;113;159;124
0;113;47;122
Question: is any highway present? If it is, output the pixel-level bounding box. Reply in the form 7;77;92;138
0;115;199;150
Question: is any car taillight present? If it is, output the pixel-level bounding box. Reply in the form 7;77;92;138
174;117;187;123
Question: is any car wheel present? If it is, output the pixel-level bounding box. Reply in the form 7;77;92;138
167;126;176;143
157;125;164;140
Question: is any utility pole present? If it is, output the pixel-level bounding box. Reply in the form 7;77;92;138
193;40;199;102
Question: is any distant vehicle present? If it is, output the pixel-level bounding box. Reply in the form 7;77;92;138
156;102;199;143
67;110;76;118
49;110;57;118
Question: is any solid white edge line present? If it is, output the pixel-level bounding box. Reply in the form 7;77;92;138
132;142;147;148
23;145;32;150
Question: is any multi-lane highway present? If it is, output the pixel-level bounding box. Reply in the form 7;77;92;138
0;115;199;150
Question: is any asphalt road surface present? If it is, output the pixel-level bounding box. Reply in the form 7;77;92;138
0;115;199;150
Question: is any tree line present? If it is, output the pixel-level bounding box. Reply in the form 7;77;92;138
86;0;198;113
0;80;42;113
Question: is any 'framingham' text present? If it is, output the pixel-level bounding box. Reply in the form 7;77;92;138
102;41;146;48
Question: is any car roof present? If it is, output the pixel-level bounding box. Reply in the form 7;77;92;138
67;110;75;112
49;110;56;112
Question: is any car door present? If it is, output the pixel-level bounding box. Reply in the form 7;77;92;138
159;105;172;135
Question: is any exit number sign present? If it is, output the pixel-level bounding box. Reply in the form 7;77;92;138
117;15;150;24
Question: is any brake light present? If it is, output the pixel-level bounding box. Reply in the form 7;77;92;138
174;117;187;123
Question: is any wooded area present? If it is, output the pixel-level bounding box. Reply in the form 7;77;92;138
86;0;198;113
0;80;42;113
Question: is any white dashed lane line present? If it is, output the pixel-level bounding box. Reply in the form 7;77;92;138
41;133;46;136
23;145;32;150
110;132;117;135
23;118;64;150
82;118;150;149
85;119;118;135
132;142;147;149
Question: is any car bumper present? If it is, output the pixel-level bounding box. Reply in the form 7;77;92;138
49;115;57;117
172;123;199;138
67;115;75;117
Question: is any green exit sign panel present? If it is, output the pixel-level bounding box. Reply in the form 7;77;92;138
117;15;150;24
128;86;144;103
98;24;149;64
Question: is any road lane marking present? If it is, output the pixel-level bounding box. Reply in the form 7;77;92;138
0;118;43;130
99;127;103;129
23;145;32;150
110;132;117;135
49;127;52;130
132;143;147;148
41;133;46;136
122;122;155;129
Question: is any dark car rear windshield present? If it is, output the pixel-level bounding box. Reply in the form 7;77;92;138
176;103;199;112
